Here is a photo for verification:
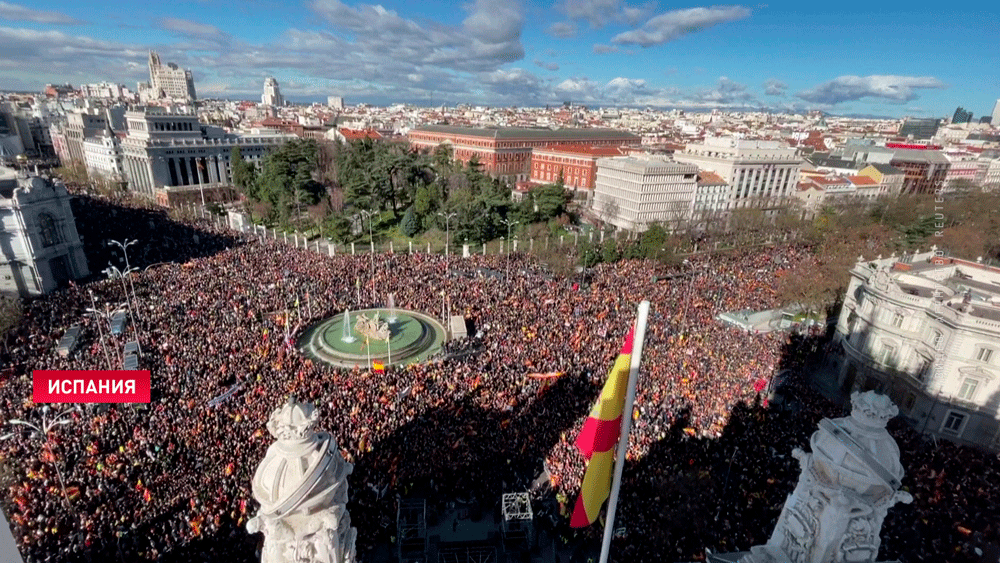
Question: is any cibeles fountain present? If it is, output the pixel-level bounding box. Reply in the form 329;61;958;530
715;391;913;563
247;397;357;563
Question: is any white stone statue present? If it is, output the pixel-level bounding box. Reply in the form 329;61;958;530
247;397;357;563
740;391;913;563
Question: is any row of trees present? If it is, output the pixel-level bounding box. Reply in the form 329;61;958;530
233;138;572;245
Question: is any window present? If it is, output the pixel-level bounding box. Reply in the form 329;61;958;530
891;312;904;328
880;344;897;367
931;330;943;349
942;411;966;435
976;347;993;363
915;358;931;381
902;393;916;411
37;213;60;247
958;378;980;401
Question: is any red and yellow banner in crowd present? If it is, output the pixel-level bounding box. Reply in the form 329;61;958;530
570;326;635;528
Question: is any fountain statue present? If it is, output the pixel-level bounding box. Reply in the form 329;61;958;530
736;391;912;563
247;397;357;563
340;310;355;343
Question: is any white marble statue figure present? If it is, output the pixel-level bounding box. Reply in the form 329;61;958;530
740;391;913;563
247;397;358;563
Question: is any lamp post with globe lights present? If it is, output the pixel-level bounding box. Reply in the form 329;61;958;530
1;406;82;513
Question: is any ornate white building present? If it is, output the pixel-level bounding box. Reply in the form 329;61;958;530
0;167;89;297
119;107;296;198
673;136;801;213
140;51;196;102
832;249;1000;452
82;126;125;183
592;155;699;232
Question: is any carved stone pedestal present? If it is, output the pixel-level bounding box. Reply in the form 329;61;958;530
728;392;912;563
247;397;357;563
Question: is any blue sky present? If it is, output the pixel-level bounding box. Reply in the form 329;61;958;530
0;0;996;117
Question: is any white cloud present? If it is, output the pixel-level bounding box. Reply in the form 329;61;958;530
612;5;751;47
763;78;787;96
592;44;620;54
796;75;947;105
546;21;577;38
559;0;654;28
0;1;83;25
691;76;755;105
157;17;224;39
533;59;559;71
309;0;525;74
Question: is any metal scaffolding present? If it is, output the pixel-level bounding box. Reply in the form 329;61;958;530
500;492;534;546
397;498;428;562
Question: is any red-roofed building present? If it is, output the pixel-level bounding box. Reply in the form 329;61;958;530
528;144;629;196
331;128;383;143
408;125;639;184
792;178;825;217
847;174;880;200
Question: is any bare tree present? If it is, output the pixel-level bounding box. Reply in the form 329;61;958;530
308;197;332;235
0;296;22;356
596;198;620;231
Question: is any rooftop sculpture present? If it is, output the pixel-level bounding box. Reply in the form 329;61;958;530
739;391;912;563
247;397;357;563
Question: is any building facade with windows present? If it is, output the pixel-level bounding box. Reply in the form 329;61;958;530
0;167;89;297
592;155;698;232
672;136;801;213
141;51;196;101
82;127;125;183
119;107;296;198
408;125;639;185
261;77;284;107
528;144;628;196
898;117;941;140
832;250;1000;452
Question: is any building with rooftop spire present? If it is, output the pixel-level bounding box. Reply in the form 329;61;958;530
261;77;284;108
140;51;196;102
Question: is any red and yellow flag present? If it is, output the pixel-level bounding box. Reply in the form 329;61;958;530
373;362;385;373
571;326;634;528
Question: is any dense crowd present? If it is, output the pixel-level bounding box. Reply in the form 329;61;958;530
0;196;997;563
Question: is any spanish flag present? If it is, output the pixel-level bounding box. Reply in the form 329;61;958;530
571;326;634;528
373;361;385;373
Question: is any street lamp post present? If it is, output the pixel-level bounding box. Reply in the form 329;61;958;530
437;212;457;276
86;290;118;369
682;258;693;321
104;265;142;355
359;210;376;305
2;406;81;513
501;218;519;283
107;239;140;322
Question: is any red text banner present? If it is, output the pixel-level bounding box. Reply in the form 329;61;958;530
33;371;151;403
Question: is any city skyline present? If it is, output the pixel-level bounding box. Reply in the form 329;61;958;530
0;0;995;117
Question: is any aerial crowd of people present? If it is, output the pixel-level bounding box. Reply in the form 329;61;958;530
0;194;997;563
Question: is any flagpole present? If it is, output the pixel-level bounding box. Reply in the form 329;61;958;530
598;300;650;563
